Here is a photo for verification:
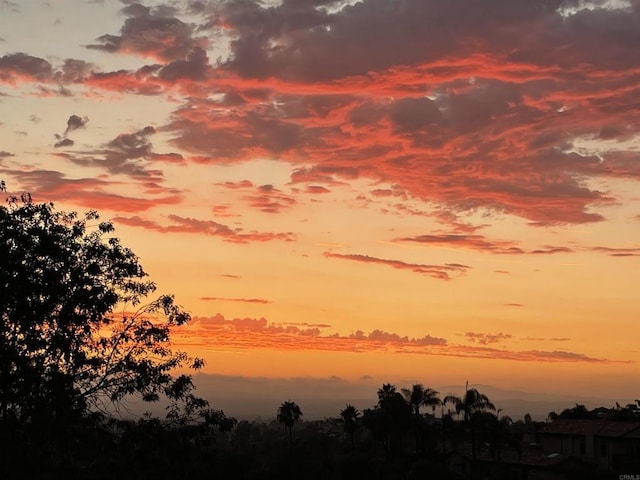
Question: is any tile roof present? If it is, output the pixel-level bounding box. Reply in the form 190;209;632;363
539;419;640;437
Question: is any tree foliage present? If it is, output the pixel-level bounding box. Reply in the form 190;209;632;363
277;400;303;451
340;403;360;449
0;201;205;423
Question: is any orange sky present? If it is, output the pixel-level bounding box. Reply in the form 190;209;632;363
1;0;639;404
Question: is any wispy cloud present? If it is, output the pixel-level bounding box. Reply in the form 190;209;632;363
465;332;513;345
324;252;469;280
114;214;295;243
396;234;575;255
200;297;272;304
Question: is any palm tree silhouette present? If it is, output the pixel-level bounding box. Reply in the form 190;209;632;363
277;400;302;453
340;404;360;450
377;383;397;402
401;384;441;453
444;386;496;463
374;383;412;460
401;384;441;417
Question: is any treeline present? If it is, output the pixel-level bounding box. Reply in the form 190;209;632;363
2;381;638;479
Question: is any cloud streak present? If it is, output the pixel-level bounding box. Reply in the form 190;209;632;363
465;332;513;345
324;252;470;280
200;297;272;304
114;214;295;243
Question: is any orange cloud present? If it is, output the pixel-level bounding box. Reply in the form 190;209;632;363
242;184;296;214
323;252;470;280
397;234;576;255
171;314;613;364
7;169;180;212
114;214;295;243
200;297;272;304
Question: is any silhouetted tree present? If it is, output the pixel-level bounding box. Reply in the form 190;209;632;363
401;384;441;453
377;383;397;402
277;400;302;452
401;384;441;417
0;202;206;424
558;404;593;419
340;404;360;450
486;410;513;463
366;383;412;460
444;387;496;462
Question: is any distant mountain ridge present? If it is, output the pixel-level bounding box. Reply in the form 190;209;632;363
183;376;633;422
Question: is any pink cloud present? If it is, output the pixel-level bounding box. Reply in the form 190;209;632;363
114;214;295;243
324;252;469;280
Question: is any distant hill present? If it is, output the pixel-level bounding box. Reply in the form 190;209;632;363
123;374;633;422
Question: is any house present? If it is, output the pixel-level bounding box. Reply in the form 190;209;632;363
448;419;640;479
537;419;640;472
448;443;598;480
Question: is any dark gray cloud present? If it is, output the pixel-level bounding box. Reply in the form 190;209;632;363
87;6;204;60
64;114;88;135
216;0;575;81
54;138;74;148
158;46;209;80
55;126;183;181
0;53;94;84
0;53;53;82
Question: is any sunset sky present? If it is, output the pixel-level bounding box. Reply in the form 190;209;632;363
1;0;639;410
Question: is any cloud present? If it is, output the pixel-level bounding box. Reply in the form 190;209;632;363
521;350;604;363
0;53;53;83
6;1;640;234
171;313;613;363
176;313;448;353
306;185;331;194
200;297;272;304
324;252;470;280
55;126;183;181
157;47;209;81
129;0;640;226
397;234;575;255
5;168;180;212
590;246;640;257
523;337;572;342
86;7;206;61
219;180;254;189
0;53;95;85
54;138;74;148
0;150;14;158
465;332;513;345
397;234;524;254
0;1;19;13
243;184;296;214
114;214;296;243
531;246;574;254
64;114;88;135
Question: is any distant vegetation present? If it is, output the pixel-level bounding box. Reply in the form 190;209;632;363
1;196;638;479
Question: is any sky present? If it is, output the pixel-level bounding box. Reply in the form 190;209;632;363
1;0;639;415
